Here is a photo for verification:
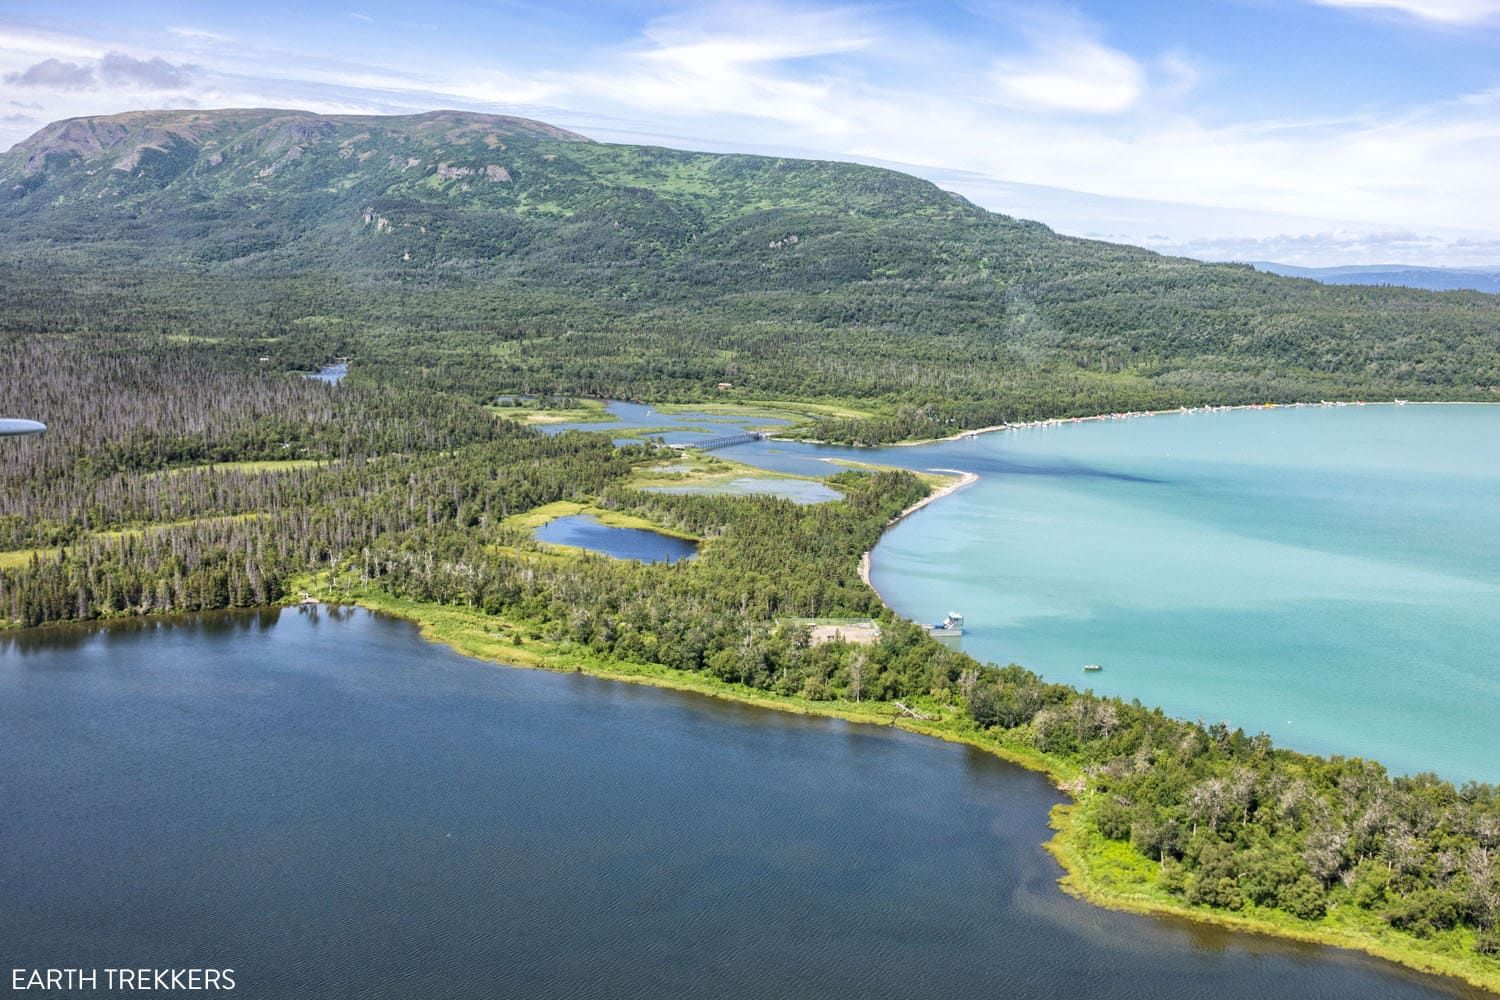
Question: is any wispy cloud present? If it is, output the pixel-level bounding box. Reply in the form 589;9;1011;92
987;10;1146;114
558;5;871;132
1156;51;1200;100
166;26;232;43
1309;0;1500;24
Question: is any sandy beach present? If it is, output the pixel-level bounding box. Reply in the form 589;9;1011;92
908;399;1374;447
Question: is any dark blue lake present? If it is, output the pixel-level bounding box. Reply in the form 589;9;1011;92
534;514;697;563
0;610;1483;999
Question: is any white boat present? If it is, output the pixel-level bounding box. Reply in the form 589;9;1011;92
928;612;964;637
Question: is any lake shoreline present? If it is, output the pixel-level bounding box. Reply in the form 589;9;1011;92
16;581;1496;992
309;584;1498;996
783;397;1500;450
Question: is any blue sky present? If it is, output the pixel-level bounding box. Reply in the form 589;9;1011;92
2;0;1499;264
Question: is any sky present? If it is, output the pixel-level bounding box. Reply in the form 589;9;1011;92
1;0;1499;266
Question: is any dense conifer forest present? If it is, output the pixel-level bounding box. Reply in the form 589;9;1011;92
2;108;1498;982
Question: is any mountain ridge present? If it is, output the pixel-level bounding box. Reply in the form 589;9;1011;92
3;107;592;174
1;107;1496;442
0;106;1001;275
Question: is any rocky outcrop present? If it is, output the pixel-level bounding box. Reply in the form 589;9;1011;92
1;108;588;181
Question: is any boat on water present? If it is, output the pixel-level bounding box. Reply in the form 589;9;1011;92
928;612;964;637
1083;663;1103;672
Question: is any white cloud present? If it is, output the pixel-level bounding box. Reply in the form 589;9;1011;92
166;26;232;44
99;52;194;89
1;50;194;92
0;26;103;63
4;58;94;90
991;36;1144;114
1310;0;1500;23
638;5;872;63
1156;52;1200;100
556;6;871;133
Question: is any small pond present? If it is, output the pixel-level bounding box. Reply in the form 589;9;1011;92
642;476;843;504
538;401;790;448
534;514;697;563
307;362;348;385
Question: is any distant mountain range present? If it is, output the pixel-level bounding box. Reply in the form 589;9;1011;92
1253;262;1500;295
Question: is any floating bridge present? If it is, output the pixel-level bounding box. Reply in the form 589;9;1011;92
671;431;771;452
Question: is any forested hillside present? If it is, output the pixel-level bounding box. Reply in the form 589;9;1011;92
3;108;1497;442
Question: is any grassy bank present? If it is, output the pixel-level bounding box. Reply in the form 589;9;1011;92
627;453;824;490
293;575;1499;996
165;459;325;476
489;398;615;426
499;499;700;542
657;399;883;436
1049;798;1499;991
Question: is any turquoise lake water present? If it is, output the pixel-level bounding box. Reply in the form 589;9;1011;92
545;402;1500;782
865;405;1500;783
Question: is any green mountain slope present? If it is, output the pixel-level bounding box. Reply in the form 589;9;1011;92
3;108;1496;441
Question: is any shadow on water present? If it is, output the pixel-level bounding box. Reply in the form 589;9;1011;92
714;437;1170;485
951;453;1168;484
0;606;288;658
0;604;368;660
